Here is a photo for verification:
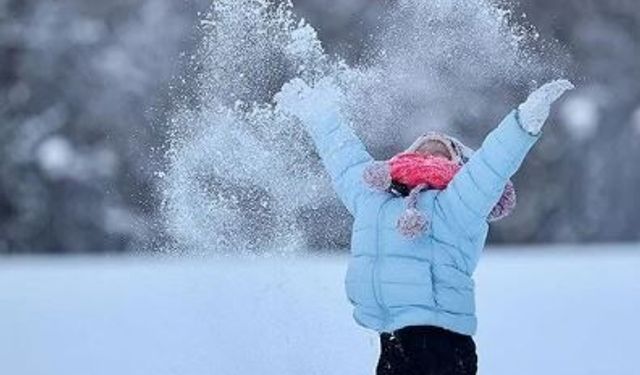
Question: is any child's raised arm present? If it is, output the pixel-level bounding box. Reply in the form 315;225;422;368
275;78;374;215
436;80;574;238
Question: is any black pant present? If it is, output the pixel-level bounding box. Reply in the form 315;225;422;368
376;326;477;375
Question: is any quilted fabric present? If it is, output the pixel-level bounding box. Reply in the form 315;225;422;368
299;109;539;335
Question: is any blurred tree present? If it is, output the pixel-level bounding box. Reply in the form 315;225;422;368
0;0;209;253
1;0;638;253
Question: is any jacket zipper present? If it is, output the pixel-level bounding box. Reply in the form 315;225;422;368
372;197;391;330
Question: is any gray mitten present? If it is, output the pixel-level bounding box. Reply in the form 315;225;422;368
274;77;344;123
518;79;575;135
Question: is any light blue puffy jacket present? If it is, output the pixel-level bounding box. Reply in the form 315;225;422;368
302;109;539;335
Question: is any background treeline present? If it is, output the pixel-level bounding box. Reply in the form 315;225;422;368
0;0;638;253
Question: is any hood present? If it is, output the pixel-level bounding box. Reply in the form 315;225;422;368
362;131;516;239
404;131;474;166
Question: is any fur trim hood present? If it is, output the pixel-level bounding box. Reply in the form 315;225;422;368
363;132;517;238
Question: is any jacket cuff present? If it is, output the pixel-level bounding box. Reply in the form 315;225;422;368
495;109;541;157
515;108;542;137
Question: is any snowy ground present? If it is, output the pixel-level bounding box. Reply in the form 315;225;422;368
1;244;639;375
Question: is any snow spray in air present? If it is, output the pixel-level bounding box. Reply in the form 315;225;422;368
160;0;565;255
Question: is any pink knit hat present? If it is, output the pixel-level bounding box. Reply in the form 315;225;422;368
363;132;516;238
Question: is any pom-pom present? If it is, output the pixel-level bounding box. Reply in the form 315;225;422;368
363;162;392;191
397;208;430;238
488;181;517;222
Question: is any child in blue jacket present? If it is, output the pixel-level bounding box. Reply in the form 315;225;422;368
276;78;573;375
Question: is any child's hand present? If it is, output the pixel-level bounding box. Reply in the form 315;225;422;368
275;77;344;123
274;78;310;118
518;79;575;135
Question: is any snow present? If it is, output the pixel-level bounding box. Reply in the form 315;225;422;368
163;0;564;254
559;94;600;141
36;136;75;179
1;244;638;375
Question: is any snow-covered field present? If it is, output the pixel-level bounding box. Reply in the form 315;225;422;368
1;244;639;375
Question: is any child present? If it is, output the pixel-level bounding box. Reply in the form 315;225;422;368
276;78;574;375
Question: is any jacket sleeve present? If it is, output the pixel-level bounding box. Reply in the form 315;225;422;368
436;110;540;237
300;111;374;216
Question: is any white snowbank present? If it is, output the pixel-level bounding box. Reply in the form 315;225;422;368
1;244;638;375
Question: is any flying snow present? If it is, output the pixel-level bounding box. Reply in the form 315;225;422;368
161;0;565;254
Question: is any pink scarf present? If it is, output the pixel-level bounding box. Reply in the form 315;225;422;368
389;152;461;190
362;150;516;238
